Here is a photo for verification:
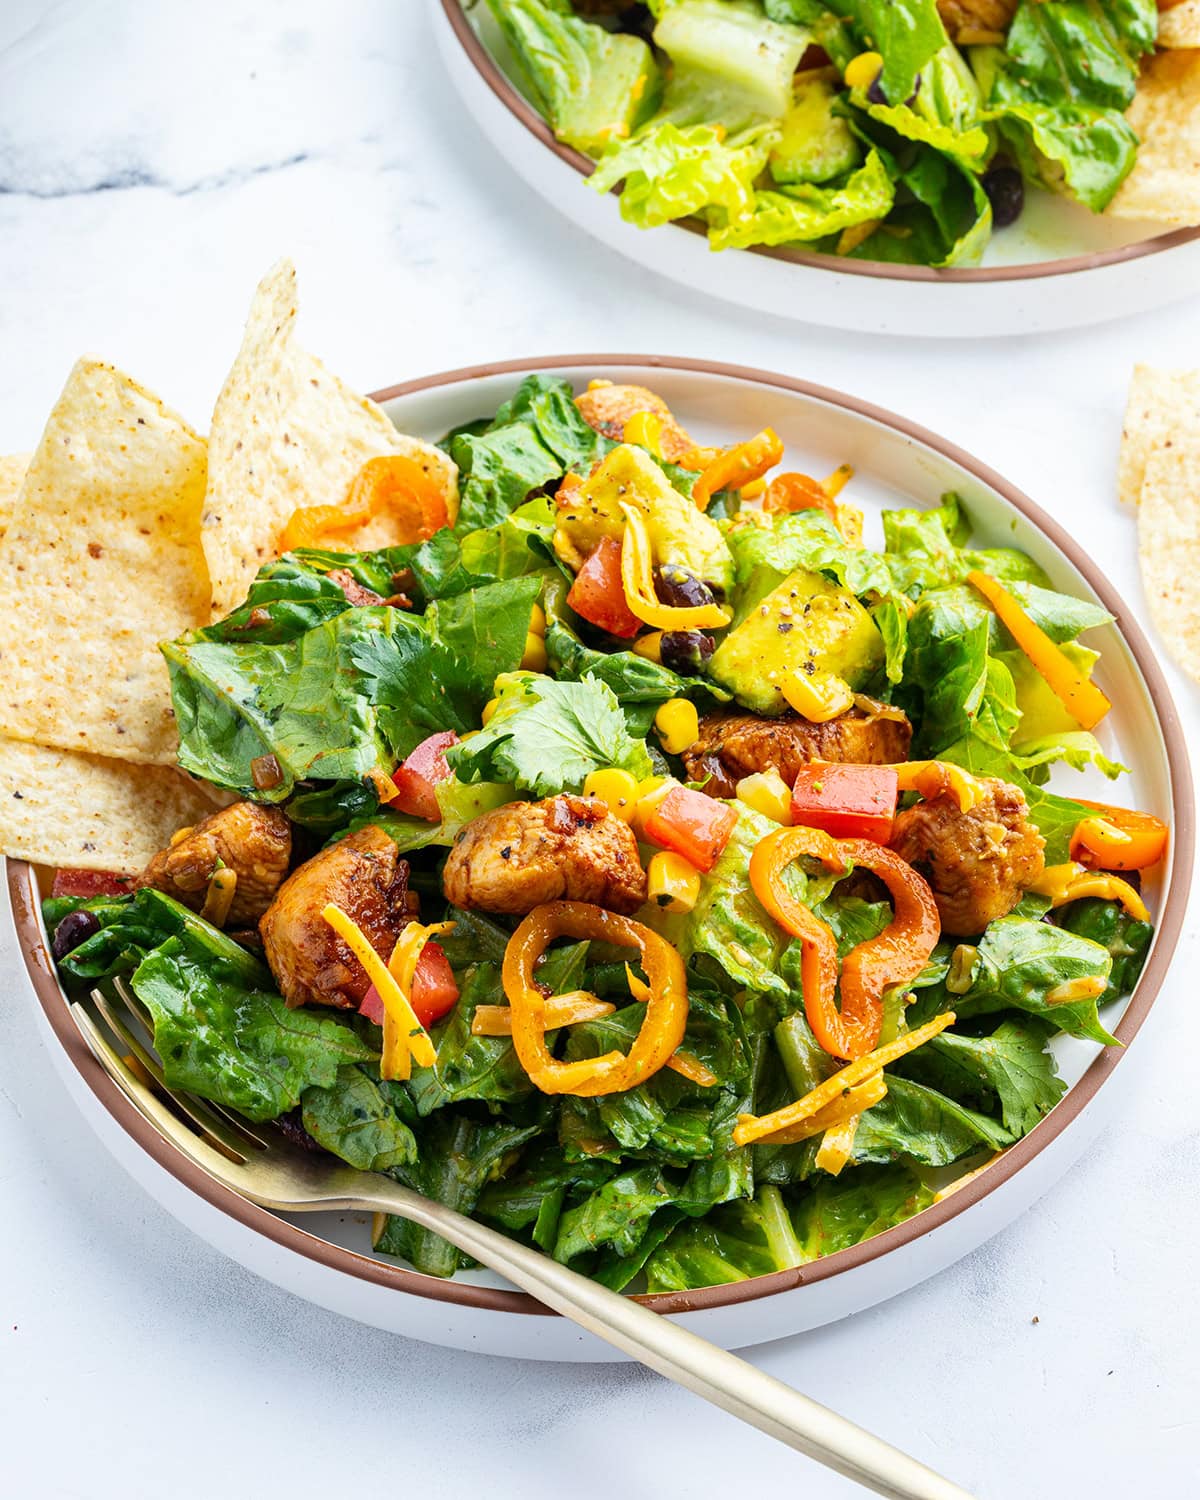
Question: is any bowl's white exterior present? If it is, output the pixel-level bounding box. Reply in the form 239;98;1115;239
17;359;1188;1361
432;0;1200;339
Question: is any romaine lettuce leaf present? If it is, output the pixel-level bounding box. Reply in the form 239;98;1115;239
831;0;948;106
301;1065;417;1172
645;1185;805;1289
554;1165;675;1263
708;150;895;250
852;1075;1012;1163
485;0;660;154
895;1016;1066;1137
589;120;775;230
918;913;1117;1043
125;899;376;1121
790;1164;934;1258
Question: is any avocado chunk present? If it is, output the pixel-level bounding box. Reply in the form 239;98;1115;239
769;73;862;186
553;443;734;594
709;567;884;715
653;0;810;125
488;0;660;155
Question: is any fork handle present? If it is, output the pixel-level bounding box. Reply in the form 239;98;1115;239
355;1182;974;1500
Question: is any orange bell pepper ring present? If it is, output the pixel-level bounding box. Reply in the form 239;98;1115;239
1069;800;1168;871
967;570;1110;731
280;455;449;553
501;901;688;1096
749;826;941;1060
691;428;784;511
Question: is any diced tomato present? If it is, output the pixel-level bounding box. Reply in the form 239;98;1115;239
51;869;133;899
567;537;642;639
359;983;386;1026
387;731;459;821
643;785;738;873
789;764;899;843
357;940;460;1030
410;940;460;1028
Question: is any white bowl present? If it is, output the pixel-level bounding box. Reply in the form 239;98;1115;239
433;0;1200;338
11;356;1193;1360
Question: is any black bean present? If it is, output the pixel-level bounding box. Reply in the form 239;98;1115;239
654;564;715;611
982;162;1024;228
51;908;100;961
661;630;715;674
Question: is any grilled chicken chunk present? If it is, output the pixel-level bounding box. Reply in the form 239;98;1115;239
936;0;1017;39
683;699;913;799
890;777;1044;937
443;794;648;915
260;824;415;1009
135;801;291;926
574;382;697;463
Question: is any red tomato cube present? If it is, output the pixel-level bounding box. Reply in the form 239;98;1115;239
567;537;642;639
789;764;899;843
642;785;737;873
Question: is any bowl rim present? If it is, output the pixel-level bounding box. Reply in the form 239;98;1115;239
439;0;1200;285
11;352;1194;1320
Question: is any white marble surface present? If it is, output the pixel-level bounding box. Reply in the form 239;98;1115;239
2;1;1199;1495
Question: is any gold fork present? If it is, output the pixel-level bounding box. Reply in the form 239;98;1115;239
71;980;974;1500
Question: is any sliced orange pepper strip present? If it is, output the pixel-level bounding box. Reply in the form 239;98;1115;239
502;901;688;1096
967;570;1111;731
1070;800;1168;871
692;428;784;511
763;471;838;522
280;455;449;552
749;826;941;1060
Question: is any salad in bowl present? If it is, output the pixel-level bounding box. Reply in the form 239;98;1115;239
12;273;1169;1299
469;0;1194;270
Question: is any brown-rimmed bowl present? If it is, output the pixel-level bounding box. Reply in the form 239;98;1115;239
8;354;1193;1360
433;0;1200;339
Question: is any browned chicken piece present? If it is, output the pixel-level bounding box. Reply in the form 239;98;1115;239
443;794;648;916
936;0;1017;40
260;824;416;1009
890;777;1045;937
574;382;698;463
135;801;292;926
683;699;913;799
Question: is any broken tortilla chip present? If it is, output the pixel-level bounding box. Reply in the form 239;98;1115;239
1158;0;1200;47
1138;434;1200;681
1107;51;1200;225
0;453;30;544
201;260;458;618
0;735;223;873
1119;363;1200;507
0;359;211;765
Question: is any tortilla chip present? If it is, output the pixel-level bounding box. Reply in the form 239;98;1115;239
1118;364;1200;507
0;735;222;873
0;359;210;765
1138;435;1200;680
0;453;30;544
1107;51;1200;225
202;260;458;618
1159;1;1200;47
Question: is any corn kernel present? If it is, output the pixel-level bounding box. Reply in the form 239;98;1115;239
655;697;700;755
521;631;548;672
844;50;883;91
631;775;675;838
632;631;664;663
782;666;854;723
528;602;547;637
647;850;702;914
736;770;793;825
740;478;767;500
583;767;641;823
481;697;500;726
